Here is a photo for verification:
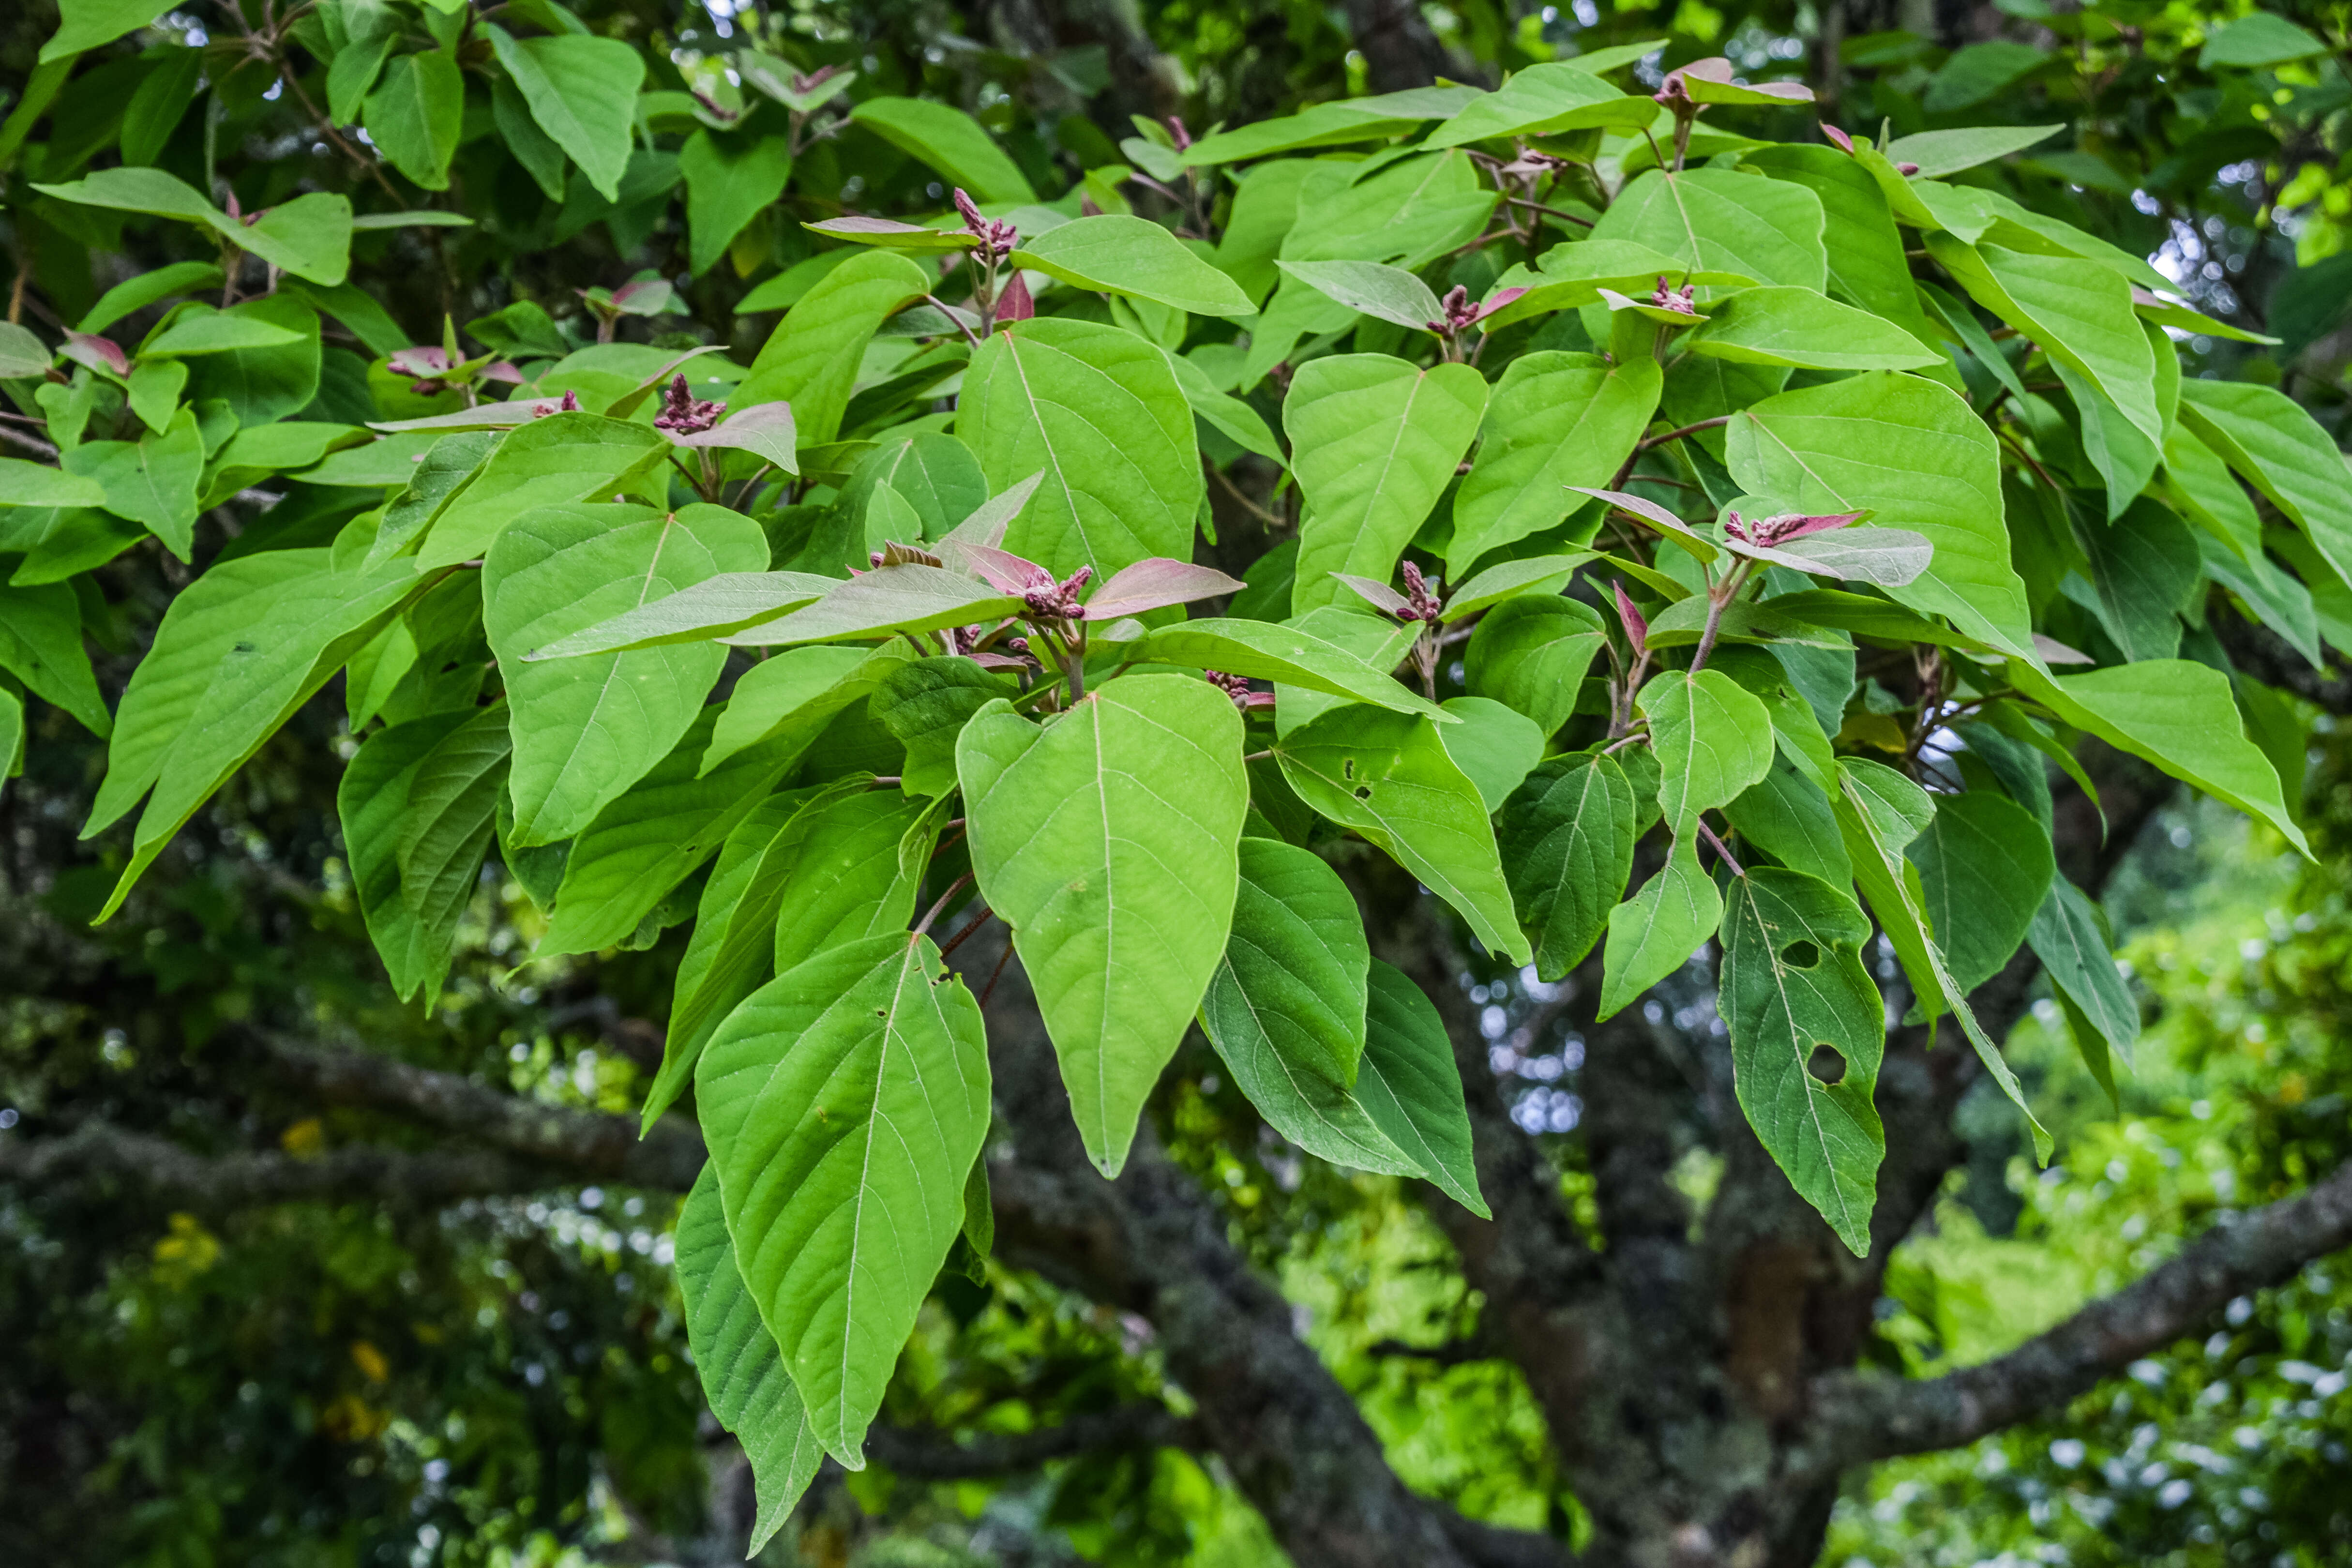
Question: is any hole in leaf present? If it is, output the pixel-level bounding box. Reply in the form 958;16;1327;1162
1807;1044;1846;1086
1353;785;1372;800
1780;939;1820;969
1342;757;1357;781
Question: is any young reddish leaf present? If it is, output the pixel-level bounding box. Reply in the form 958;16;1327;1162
1080;558;1244;619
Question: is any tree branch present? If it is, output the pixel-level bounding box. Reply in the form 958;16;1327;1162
1795;1152;2352;1476
0;1121;565;1211
2212;610;2352;716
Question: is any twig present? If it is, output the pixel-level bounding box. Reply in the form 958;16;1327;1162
1209;463;1287;530
1503;196;1595;229
1696;819;1745;877
1638;415;1732;451
936;904;995;960
911;872;975;939
978;940;1016;1008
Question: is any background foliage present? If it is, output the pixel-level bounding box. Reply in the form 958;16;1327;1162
3;0;2350;1565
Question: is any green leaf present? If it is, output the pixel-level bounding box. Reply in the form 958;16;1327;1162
1598;851;1720;1020
61;407;203;558
1285;355;1486;614
959;676;1248;1174
723;565;1021;649
674;1167;824;1554
2074;496;2199;662
486;27;646;203
1882;125;2063;180
33;165;220;224
697;933;990;1464
100;554;422;920
179;295;323;426
1905;789;2054;994
871;657;1014;797
1463;595;1607;737
1720;868;1885;1256
410;413;670;571
1727;371;2035;659
1180;86;1480;164
340;709;501;1005
327;27;397;125
1426;61;1657;145
1724;756;1848;885
2174;380;2352;596
526;571;836;658
2027;878;2137;1067
362;48;464;190
1645;668;1775;842
1449;352;1660;570
1116;617;1446;721
1279;151;1495;268
491;73;569;201
485;502;767;845
1273;705;1527;964
678;129;794;278
2006;658;2308;857
703;645;911;777
735;251;931;446
1011;216;1256;319
1924;40;2046;112
1203;836;1371;1089
960;318;1201;581
539;706;815;957
0;580;109;736
2199;12;2327;67
1589;167;1827;291
40;0;174;62
1443;556;1587;619
1688;287;1945;371
230;195;354;286
847;97;1036;203
1500;752;1638;981
1930;239;2163;450
1273;259;1442;332
1437;696;1542;812
1354;960;1489;1217
0;457;106;509
1833;758;2051;1160
839;434;990;543
1164;350;1284;465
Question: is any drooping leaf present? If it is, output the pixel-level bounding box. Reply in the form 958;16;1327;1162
674;1167;824;1554
1645;668;1776;842
679;128;795;278
1011;215;1256;318
486;26;646;202
362;48;464;190
735;251;931;445
2027;877;2138;1070
1597;851;1720;1020
1687;287;1945;371
1930;238;2164;449
1720;868;1885;1256
1202;836;1372;1089
1273;705;1526;964
1353;960;1490;1218
1905;788;2055;994
1500;752;1638;982
0;580;109;736
959;318;1202;582
339;709;482;1006
2174;379;2352;594
697;933;989;1463
1284;355;1487;613
485;502;767;845
61;407;203;558
847;97;1036;202
1724;756;1849;886
958;676;1248;1174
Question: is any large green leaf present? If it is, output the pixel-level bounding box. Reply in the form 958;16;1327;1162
1353;960;1490;1217
679;129;795;278
486;27;646;202
1598;851;1721;1019
2007;658;2308;856
1726;371;2035;658
1646;669;1775;842
1181;86;1480;164
410;413;671;571
1463;595;1607;737
339;709;481;1006
1116;618;1445;720
1721;868;1885;1256
1688;287;1945;371
722;565;1021;648
735;251;931;444
97;552;422;919
2028;877;2137;1066
697;933;990;1463
674;1167;824;1554
1930;238;2163;449
1203;836;1371;1088
847;97;1036;202
1285;355;1487;613
958;675;1249;1174
959;318;1202;581
485;502;766;845
1448;352;1659;570
1438;696;1542;811
1010;215;1256;318
2074;496;2199;661
1279;151;1495;268
1589;166;1827;290
1723;756;1849;885
41;0;175;61
1833;759;2051;1159
1905;788;2054;994
62;407;203;558
362;48;463;190
2174;379;2352;594
1425;61;1657;145
1743;145;1943;339
1273;705;1527;964
1500;752;1638;981
525;571;836;658
703;644;912;776
870;657;1015;797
